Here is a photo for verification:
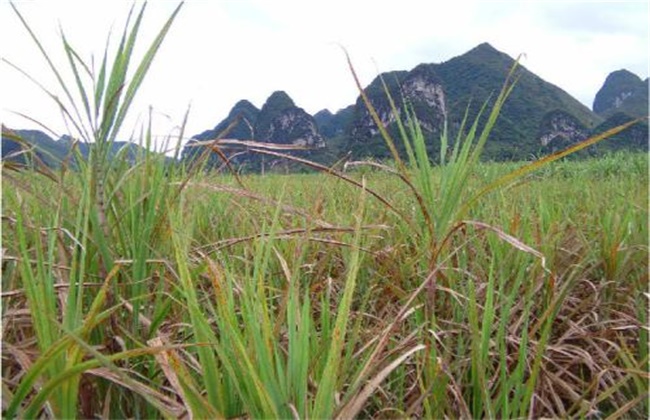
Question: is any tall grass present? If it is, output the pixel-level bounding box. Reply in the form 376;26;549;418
3;3;186;418
2;3;648;419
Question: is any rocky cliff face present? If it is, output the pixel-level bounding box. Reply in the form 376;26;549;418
593;69;649;118
401;64;448;131
348;70;407;142
348;64;447;154
538;110;589;151
256;91;325;148
182;91;325;171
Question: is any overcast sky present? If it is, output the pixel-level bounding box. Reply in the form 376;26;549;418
1;1;648;151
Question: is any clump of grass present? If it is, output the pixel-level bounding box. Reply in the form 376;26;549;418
329;51;648;418
3;3;185;418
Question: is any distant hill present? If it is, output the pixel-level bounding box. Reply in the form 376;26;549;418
194;99;260;141
587;112;648;155
340;43;603;161
255;91;324;149
1;126;165;168
585;69;649;155
593;69;649;119
7;43;646;172
314;105;354;139
183;43;646;169
1;128;66;167
182;91;325;172
181;99;260;167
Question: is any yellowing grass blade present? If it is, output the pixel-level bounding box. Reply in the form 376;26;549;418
342;47;407;174
336;344;425;419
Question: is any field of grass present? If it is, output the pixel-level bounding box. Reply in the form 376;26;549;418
2;3;648;418
3;150;648;418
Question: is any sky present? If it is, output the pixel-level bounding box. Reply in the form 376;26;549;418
1;1;648;152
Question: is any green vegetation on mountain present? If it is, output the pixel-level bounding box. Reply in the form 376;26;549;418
1;127;156;168
588;112;649;154
439;43;598;126
196;99;260;141
593;69;649;118
180;99;260;167
343;43;604;161
313;104;354;138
